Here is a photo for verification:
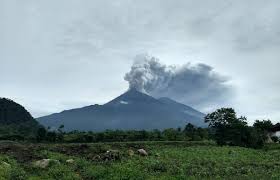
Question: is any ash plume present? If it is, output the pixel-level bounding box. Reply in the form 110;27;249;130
124;54;232;111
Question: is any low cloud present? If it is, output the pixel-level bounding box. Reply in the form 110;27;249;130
125;54;233;111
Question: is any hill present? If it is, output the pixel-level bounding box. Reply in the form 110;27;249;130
0;98;40;139
38;89;206;131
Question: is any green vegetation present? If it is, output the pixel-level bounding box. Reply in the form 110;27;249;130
33;108;277;150
0;98;41;141
59;125;209;143
1;141;280;179
205;108;268;148
1;101;280;179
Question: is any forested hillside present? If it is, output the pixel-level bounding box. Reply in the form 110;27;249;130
0;98;40;140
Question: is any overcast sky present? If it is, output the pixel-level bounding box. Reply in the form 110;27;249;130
1;0;280;124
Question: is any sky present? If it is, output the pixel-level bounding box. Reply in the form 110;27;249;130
1;0;280;124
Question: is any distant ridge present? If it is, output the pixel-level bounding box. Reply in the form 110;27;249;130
38;89;206;131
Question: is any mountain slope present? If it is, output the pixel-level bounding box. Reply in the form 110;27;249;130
0;98;40;138
38;89;206;131
158;97;205;120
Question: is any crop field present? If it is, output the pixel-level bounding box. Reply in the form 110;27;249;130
0;141;280;179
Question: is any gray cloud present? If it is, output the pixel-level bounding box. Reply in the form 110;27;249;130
1;0;280;123
125;54;232;110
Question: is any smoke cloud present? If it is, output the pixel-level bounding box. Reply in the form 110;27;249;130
124;54;232;111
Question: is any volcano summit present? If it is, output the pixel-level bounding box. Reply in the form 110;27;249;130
38;89;206;131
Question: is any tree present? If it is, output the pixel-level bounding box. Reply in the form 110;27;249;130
253;120;273;132
253;120;274;143
163;128;179;141
196;128;209;140
36;127;47;142
205;108;247;128
46;131;57;142
177;127;182;132
205;108;264;148
184;123;196;140
205;108;244;145
184;123;195;133
58;124;65;133
57;124;65;142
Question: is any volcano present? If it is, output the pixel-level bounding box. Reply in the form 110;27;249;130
38;89;206;131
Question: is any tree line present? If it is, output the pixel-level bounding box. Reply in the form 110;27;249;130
205;108;278;148
0;107;278;149
35;107;279;149
35;124;209;143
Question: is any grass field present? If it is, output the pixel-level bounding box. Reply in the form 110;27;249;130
0;141;280;179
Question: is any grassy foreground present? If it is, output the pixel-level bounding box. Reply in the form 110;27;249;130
0;141;280;179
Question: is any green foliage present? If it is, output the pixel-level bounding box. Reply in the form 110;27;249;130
205;108;266;148
36;127;47;142
205;108;247;128
1;142;280;179
162;128;181;141
0;98;34;125
61;126;209;143
0;98;40;140
253;120;274;143
0;155;26;180
46;131;57;142
184;123;209;141
271;136;279;143
253;120;273;131
36;127;64;142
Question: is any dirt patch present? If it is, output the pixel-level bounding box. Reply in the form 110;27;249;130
51;144;124;162
52;144;92;156
0;143;42;163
